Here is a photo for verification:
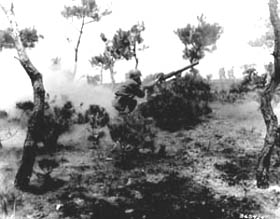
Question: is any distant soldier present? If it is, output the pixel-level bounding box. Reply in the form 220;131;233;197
227;67;235;80
219;67;226;80
112;69;160;114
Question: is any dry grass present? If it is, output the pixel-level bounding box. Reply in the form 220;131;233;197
1;97;280;218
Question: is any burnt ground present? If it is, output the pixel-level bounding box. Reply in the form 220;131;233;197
1;98;280;219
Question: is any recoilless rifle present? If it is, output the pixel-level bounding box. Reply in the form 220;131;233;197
144;61;199;98
157;61;199;82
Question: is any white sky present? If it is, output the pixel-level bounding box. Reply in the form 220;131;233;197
0;0;274;109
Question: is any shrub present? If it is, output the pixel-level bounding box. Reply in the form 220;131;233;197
212;69;267;104
15;100;34;126
84;105;110;127
43;101;76;151
108;111;156;167
212;88;244;104
16;100;34;111
35;158;60;187
229;82;249;94
0;110;8;119
140;74;212;130
85;104;110;145
15;99;76;151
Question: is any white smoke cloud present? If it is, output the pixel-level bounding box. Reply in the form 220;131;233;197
44;71;117;118
0;48;117;119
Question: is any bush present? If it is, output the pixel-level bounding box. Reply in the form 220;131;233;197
43;101;76;151
16;100;34;111
15;99;76;151
84;105;110;127
211;69;267;104
212;88;244;104
139;74;212;130
15;100;34;126
108;111;156;167
229;82;249;94
0;110;8;119
85;104;110;145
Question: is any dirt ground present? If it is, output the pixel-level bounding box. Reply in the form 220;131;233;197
1;97;280;219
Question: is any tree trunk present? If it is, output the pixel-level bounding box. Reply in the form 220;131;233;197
15;57;45;189
109;66;116;87
257;85;279;188
73;16;85;81
0;4;45;189
133;44;139;69
256;0;280;188
100;64;103;84
134;54;139;69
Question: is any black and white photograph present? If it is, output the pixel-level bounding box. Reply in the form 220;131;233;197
0;0;278;218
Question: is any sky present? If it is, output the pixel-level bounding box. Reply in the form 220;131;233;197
0;0;273;110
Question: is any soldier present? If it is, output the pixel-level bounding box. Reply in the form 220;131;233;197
219;67;226;80
112;69;160;114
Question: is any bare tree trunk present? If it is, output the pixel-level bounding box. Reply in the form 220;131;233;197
133;44;139;69
73;16;85;80
256;0;280;188
109;66;116;87
100;65;103;84
134;54;139;69
0;4;45;189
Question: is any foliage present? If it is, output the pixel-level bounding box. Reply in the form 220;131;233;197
111;23;145;63
85;75;101;85
43;100;75;151
108;111;156;167
229;82;248;94
211;89;242;104
16;99;76;151
211;79;251;104
89;51;114;71
0;27;41;50
212;68;268;104
175;15;223;63
89;33;116;83
240;68;267;90
16;100;34;111
84;104;110;144
20;28;41;48
84;104;109;127
50;101;76;135
15;100;35;126
139;74;212;131
35;158;60;186
16;99;113;149
0;110;8;119
61;0;110;21
62;0;111;80
90;22;146;75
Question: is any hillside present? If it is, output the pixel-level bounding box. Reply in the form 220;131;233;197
1;98;280;219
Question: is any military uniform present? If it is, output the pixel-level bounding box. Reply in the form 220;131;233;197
113;78;145;113
112;69;161;113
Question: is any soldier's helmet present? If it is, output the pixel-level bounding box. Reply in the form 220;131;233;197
128;69;142;79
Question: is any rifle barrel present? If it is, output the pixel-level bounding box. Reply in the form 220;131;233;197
177;61;199;73
163;61;199;80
